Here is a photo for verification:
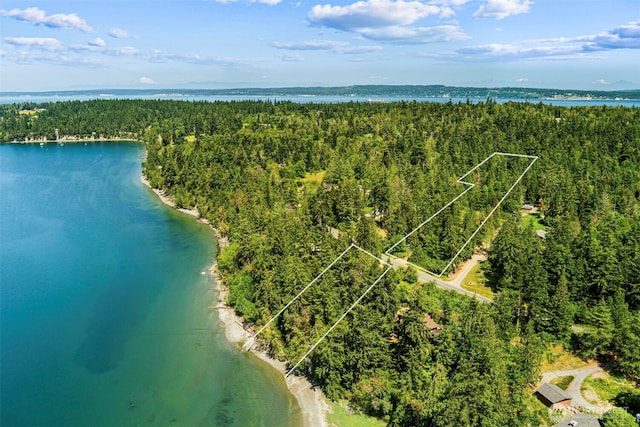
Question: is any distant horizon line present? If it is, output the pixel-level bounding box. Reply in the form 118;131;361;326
2;84;639;95
2;85;639;103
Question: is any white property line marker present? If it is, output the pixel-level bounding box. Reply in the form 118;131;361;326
352;243;393;267
385;152;538;277
242;151;537;377
244;243;392;352
243;243;355;351
286;266;392;377
242;245;392;378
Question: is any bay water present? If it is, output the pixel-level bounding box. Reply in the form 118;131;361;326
2;93;639;107
0;142;301;426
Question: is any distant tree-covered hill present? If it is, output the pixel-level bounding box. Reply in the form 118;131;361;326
2;84;639;101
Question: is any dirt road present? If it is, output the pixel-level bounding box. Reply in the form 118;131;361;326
539;364;607;413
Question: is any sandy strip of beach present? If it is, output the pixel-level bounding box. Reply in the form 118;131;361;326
141;175;202;219
213;282;330;427
141;174;329;427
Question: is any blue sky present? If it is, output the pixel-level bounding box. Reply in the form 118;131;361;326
1;0;638;91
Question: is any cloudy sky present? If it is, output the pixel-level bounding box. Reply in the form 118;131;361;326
1;0;638;91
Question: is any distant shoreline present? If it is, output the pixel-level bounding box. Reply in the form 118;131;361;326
140;173;328;427
7;137;142;144
2;84;639;100
2;85;639;108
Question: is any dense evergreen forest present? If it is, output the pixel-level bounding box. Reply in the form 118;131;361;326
2;99;639;426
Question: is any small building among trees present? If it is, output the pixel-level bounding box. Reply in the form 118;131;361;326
424;313;443;335
535;383;573;410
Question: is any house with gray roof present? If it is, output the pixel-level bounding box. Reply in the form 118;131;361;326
536;383;573;410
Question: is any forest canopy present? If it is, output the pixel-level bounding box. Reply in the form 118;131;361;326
2;99;639;426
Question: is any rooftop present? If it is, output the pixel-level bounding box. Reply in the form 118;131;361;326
537;383;572;404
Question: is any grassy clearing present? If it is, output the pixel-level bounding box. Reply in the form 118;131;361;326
582;374;638;404
524;390;554;426
521;213;549;231
540;343;588;372
551;375;575;391
326;400;387;427
392;249;412;259
18;109;40;116
375;226;388;239
300;170;326;184
460;263;495;300
299;171;327;197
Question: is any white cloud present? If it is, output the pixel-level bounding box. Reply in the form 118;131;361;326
456;43;581;60
2;32;252;70
593;79;608;85
71;43;137;55
138;76;158;84
516;77;528;82
341;45;384;53
361;25;469;43
272;40;347;50
3;40;247;70
108;27;137;39
611;20;640;38
306;0;466;44
272;39;383;54
451;20;640;61
0;7;92;32
473;0;532;20
309;0;446;31
105;46;140;56
584;20;640;51
146;50;243;66
435;0;470;5
6;50;107;67
88;38;106;47
69;42;139;57
4;37;63;50
277;53;304;61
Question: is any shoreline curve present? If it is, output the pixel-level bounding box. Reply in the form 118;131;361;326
141;173;329;427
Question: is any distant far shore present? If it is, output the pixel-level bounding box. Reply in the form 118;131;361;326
7;137;142;144
2;84;639;100
1;85;639;108
140;173;329;427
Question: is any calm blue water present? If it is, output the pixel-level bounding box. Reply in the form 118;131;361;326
0;142;301;426
0;93;638;107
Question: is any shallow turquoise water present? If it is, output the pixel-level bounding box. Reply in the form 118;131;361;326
0;142;301;426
